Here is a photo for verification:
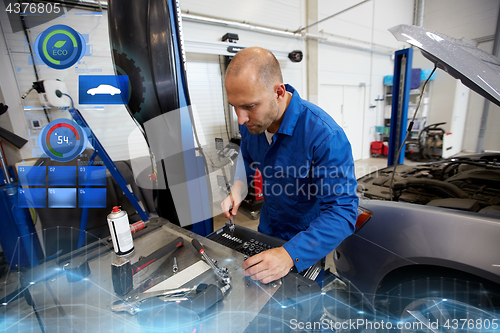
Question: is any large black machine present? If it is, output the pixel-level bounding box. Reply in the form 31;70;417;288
0;103;28;149
407;122;446;162
108;0;212;234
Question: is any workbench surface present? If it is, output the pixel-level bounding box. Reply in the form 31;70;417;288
2;218;296;332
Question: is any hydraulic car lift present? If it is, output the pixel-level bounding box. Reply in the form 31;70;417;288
388;48;413;166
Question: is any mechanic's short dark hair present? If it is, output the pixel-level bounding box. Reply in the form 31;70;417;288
226;47;283;89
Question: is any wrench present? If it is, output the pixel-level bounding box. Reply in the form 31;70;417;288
191;239;231;285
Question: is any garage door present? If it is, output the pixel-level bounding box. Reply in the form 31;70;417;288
319;84;364;161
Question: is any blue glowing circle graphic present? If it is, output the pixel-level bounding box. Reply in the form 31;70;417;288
34;25;85;70
38;119;88;162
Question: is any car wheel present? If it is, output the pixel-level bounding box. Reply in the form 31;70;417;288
379;277;500;333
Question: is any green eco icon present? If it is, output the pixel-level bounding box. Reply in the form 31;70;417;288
35;24;85;70
54;40;66;48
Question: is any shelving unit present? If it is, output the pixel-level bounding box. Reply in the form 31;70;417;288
385;83;431;132
383;79;432;155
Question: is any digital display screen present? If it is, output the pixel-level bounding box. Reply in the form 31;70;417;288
48;188;77;208
17;166;107;209
78;188;106;208
78;166;106;186
48;166;77;186
18;166;46;186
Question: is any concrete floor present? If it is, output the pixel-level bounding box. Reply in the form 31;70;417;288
214;155;404;274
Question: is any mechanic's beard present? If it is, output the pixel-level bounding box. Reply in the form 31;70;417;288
246;124;266;135
246;101;279;135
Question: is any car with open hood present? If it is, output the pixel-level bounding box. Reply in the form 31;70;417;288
333;25;500;330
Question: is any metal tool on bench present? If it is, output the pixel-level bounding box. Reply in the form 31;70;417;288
112;283;231;315
226;208;236;235
191;239;231;285
111;237;184;296
112;285;198;315
172;257;178;273
302;260;323;281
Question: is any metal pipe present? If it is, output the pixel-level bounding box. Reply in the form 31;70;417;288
294;0;371;33
417;0;425;27
473;35;495;44
306;33;392;56
414;0;425;27
476;4;500;153
182;13;302;39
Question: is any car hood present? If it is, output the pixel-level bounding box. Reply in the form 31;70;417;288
389;24;500;107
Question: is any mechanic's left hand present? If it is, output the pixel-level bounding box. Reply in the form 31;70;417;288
242;247;294;283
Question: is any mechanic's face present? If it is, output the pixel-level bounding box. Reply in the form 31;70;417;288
225;73;279;135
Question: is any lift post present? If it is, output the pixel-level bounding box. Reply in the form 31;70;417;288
388;48;413;166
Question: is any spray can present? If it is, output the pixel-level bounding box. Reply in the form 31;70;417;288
107;206;134;256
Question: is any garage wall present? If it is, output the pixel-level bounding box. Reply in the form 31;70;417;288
316;0;414;160
465;39;500;153
0;0;429;170
413;0;500;152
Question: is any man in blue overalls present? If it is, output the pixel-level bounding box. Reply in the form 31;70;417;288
222;47;359;284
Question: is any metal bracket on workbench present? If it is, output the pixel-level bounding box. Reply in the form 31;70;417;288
243;273;321;333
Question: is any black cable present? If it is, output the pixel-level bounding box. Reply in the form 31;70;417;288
18;1;51;123
219;55;232;141
60;92;74;110
170;1;213;189
389;66;437;201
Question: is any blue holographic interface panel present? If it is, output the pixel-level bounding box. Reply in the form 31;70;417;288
48;188;77;208
48;166;77;186
18;188;46;208
17;166;107;208
18;166;46;186
78;188;106;208
78;166;106;186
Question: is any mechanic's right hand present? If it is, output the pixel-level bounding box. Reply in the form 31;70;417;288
221;193;241;220
221;180;247;220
